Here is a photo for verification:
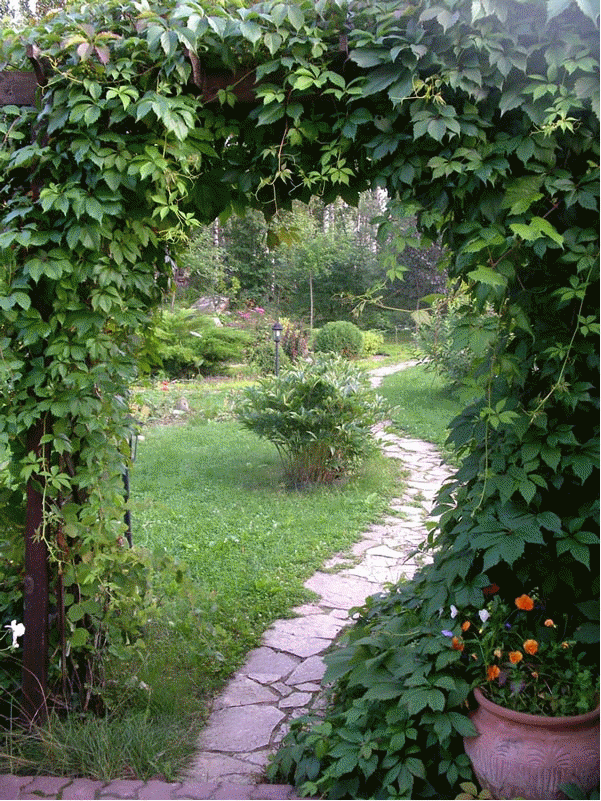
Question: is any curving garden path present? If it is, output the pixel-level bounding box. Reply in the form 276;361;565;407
185;361;452;787
1;362;453;801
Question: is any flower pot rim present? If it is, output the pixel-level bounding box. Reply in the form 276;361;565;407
473;686;600;728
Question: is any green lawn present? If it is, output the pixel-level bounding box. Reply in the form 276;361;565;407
132;418;402;678
378;363;464;452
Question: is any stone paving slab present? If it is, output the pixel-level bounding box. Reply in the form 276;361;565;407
0;776;299;800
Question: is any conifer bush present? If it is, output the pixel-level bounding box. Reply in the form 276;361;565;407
235;356;386;487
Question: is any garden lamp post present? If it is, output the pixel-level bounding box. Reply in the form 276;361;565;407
272;321;283;376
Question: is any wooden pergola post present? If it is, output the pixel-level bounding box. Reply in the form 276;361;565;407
21;420;49;723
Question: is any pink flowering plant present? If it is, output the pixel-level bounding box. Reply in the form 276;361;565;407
442;591;599;717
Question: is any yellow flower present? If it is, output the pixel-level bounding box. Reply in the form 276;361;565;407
487;665;501;681
515;594;534;611
523;639;538;655
509;651;523;664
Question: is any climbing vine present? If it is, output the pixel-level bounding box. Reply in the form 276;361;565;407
0;0;598;781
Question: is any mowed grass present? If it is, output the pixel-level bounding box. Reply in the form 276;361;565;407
131;418;403;679
378;363;464;452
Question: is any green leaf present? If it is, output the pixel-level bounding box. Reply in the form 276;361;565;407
364;682;403;700
427;117;447;142
264;32;282;55
537;510;562;533
69;627;89;648
349;49;387;68
467;266;508;288
502;175;544;214
362;65;401;97
85;197;105;223
287;5;305;30
240;20;262;44
448;711;477;737
510;217;564;246
404;688;445;714
257;103;285;126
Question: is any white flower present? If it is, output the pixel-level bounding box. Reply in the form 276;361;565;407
478;609;490;623
5;620;25;649
450;605;458;619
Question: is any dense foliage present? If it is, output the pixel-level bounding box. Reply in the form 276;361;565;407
235;356;386;486
139;307;250;378
413;291;498;390
0;0;597;789
312;320;364;358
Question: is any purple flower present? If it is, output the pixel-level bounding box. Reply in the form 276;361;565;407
442;630;454;638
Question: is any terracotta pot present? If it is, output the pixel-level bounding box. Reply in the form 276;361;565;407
464;687;600;800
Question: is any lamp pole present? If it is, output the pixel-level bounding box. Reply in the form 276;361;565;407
272;321;283;376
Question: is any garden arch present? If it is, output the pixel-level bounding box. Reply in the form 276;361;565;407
0;0;598;725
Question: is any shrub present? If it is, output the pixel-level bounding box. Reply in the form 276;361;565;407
139;309;249;378
247;338;291;376
234;356;386;487
361;330;385;357
313;321;364;359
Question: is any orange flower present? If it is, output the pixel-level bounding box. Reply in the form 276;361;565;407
509;651;523;663
544;619;555;627
461;620;471;632
487;665;501;681
452;636;465;652
523;639;538;655
531;671;539;679
515;594;534;611
561;641;570;649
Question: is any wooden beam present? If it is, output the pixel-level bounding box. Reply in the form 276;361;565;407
0;70;38;106
22;420;49;724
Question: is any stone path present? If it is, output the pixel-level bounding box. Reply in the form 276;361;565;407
1;361;451;801
185;360;451;786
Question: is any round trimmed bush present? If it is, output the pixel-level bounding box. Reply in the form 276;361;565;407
313;321;364;359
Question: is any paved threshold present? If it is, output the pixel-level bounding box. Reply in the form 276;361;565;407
0;775;298;800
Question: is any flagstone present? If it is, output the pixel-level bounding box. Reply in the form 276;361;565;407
243;648;300;683
198;706;285;753
304;572;382;609
279;692;312;708
214;677;279;709
262;629;332;658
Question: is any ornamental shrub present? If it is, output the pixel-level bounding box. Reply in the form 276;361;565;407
313;321;364;359
235;356;386;487
140;309;249;378
361;330;385;357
